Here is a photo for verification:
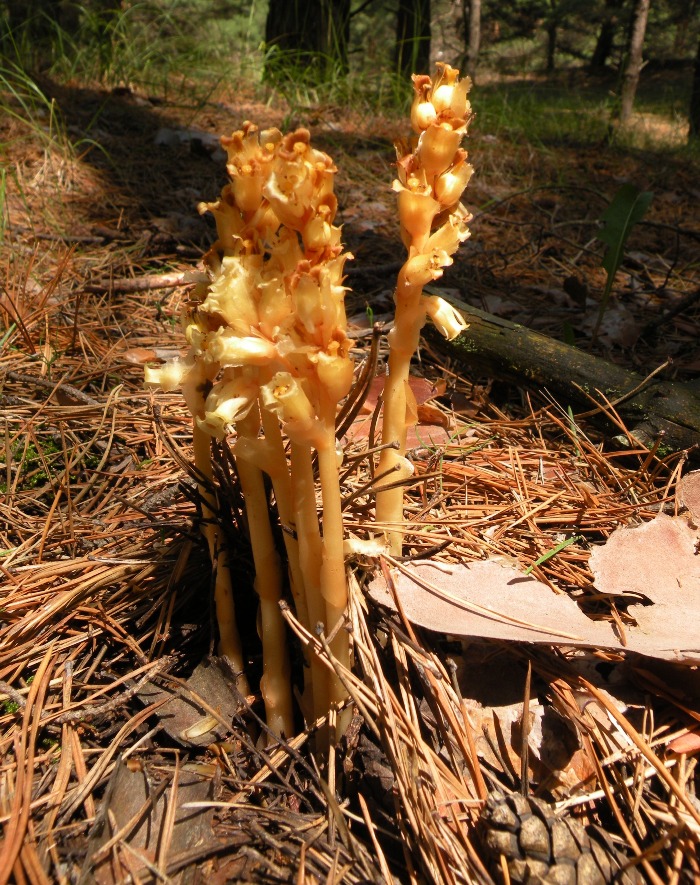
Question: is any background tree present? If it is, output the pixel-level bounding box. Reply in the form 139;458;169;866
394;0;431;78
4;0;122;51
590;0;624;70
618;0;651;125
690;36;700;139
544;0;562;71
460;0;482;80
265;0;351;80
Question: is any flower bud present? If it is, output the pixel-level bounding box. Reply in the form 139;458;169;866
434;153;473;207
431;62;472;120
202;256;260;332
424;295;469;340
402;251;448;286
258;274;293;336
315;348;354;402
431;64;461;113
206;328;277;367
197;375;258;438
302;198;337;251
260;373;322;446
448;76;472;119
424;213;470;259
232;168;264;214
394;181;441;247
184;321;207;356
417;123;463;180
144;357;188;391
411;75;435;132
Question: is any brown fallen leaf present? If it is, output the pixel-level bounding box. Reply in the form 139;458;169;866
369;524;700;663
589;513;700;661
345;374;451;446
416;402;450;428
668;729;700;756
82;756;216;885
357;373;444;417
676;469;700;522
137;657;242;747
369;559;619;646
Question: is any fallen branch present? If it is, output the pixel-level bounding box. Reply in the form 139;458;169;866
85;271;186;293
428;294;700;458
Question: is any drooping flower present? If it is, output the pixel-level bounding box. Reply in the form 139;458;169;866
424;295;469;340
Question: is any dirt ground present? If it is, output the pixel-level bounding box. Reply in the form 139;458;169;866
2;76;700;882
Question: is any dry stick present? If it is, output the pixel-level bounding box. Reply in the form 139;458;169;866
84;271;185;293
191;424;248;694
335;324;382;440
236;407;294;740
290;442;329;726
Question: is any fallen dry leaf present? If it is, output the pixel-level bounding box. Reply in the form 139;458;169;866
676;470;700;522
667;729;700;755
361;374;443;412
344;374;451;446
82;756;216;884
589;513;700;660
137;657;242;747
122;346;184;365
416;402;450;428
370;516;700;663
369;559;617;647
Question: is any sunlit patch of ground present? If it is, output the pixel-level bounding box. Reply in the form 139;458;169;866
625;110;690;148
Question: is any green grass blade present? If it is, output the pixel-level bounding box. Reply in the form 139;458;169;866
524;535;582;575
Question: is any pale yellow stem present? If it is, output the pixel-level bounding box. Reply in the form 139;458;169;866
237;407;294;739
316;397;351;728
290;441;328;724
375;269;426;554
257;410;315;721
259;410;309;632
192;424;249;694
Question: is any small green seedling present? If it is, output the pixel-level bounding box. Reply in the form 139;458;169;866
593;183;653;341
524;535;582;575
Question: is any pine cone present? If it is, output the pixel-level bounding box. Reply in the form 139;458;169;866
479;792;639;884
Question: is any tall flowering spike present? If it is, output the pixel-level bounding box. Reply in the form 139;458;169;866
146;120;354;743
376;64;474;556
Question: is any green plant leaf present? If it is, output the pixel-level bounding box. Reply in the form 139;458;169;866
597;183;653;280
592;183;653;340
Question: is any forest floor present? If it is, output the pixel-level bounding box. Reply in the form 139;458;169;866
2;68;700;883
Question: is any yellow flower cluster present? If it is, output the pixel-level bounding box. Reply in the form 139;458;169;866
376;64;473;552
396;63;473;333
146;123;354;739
146;123;353;447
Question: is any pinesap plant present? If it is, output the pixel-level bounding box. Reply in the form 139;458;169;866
146;64;473;742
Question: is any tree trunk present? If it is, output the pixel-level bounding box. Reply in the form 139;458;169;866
672;0;698;55
546;22;557;72
426;297;700;459
265;0;350;79
689;37;700;141
461;0;481;81
618;0;651;126
589;0;622;71
394;0;431;79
